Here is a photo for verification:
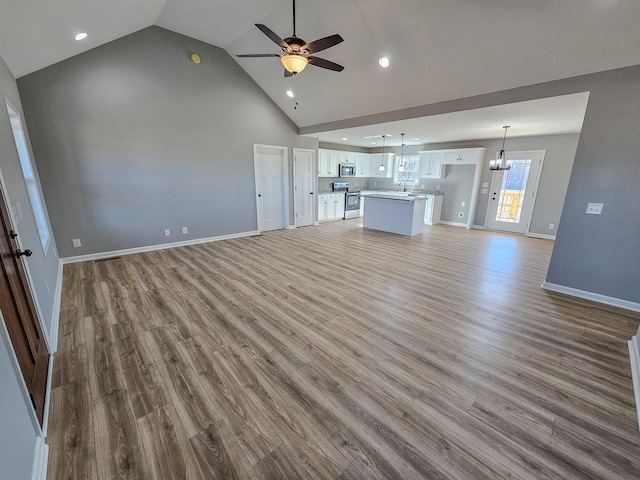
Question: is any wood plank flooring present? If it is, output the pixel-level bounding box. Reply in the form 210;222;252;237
47;220;640;479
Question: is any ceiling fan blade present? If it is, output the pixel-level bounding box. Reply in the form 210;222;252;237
255;24;289;51
284;69;293;78
302;34;344;54
236;54;281;58
307;56;344;72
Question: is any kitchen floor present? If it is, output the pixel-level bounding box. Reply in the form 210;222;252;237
47;221;640;479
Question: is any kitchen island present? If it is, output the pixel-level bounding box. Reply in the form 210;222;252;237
361;193;427;236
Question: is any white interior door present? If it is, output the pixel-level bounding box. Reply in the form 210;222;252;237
293;148;314;227
486;150;545;234
254;144;288;232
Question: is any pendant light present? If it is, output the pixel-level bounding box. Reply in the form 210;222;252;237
398;133;406;172
489;125;512;171
378;135;387;172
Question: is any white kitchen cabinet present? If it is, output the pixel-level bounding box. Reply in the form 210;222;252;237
370;153;394;178
318;193;345;222
418;151;444;179
355;153;371;177
335;192;345;219
318;194;328;221
424;194;443;225
318;149;340;177
442;148;484;165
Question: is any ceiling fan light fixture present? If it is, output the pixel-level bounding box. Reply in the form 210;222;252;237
281;54;308;74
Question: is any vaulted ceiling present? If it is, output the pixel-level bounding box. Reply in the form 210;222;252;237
2;0;639;145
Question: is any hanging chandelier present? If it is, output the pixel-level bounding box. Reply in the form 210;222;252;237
489;125;512;171
398;133;406;172
378;135;387;172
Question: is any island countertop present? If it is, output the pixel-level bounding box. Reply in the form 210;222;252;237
360;192;426;201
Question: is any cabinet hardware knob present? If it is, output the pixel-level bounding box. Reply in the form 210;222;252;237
16;249;32;258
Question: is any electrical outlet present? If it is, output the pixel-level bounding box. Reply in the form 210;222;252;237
482;188;488;195
586;203;604;215
482;182;490;188
549;223;555;230
461;201;466;207
182;227;188;234
72;238;81;248
164;229;171;236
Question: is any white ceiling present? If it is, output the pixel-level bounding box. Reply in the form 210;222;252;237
309;93;590;147
1;0;638;141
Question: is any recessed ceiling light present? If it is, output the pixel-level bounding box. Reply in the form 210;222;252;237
75;32;88;41
341;137;348;141
378;57;390;68
286;90;294;98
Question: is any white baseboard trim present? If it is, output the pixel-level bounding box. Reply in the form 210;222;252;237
31;435;48;480
541;282;640;313
527;232;556;240
48;260;63;354
471;225;486;230
628;335;640;431
287;225;296;230
41;353;54;438
439;220;467;228
60;230;260;264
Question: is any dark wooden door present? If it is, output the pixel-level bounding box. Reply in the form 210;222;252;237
0;182;49;426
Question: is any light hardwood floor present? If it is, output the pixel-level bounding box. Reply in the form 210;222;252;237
47;220;640;479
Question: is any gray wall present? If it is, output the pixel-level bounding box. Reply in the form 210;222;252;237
18;26;317;258
0;54;59;478
305;65;640;303
422;134;580;234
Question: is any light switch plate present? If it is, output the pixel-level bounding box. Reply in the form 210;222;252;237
72;239;81;248
586;203;604;215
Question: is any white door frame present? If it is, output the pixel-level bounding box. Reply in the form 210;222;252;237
484;149;546;235
253;144;289;232
293;148;316;227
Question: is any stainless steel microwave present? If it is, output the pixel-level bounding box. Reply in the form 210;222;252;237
339;163;356;177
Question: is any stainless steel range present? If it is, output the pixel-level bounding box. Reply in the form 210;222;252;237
333;182;361;219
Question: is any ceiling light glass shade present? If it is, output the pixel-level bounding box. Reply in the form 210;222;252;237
378;57;390;68
378;164;385;172
75;32;88;41
281;55;308;74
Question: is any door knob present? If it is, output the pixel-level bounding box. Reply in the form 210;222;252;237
16;249;32;258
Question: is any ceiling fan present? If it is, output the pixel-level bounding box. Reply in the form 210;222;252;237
236;0;344;76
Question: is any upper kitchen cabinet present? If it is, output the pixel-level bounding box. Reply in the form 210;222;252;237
319;149;362;177
318;149;339;177
355;153;371;177
370;153;394;178
418;151;444;179
442;148;486;165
